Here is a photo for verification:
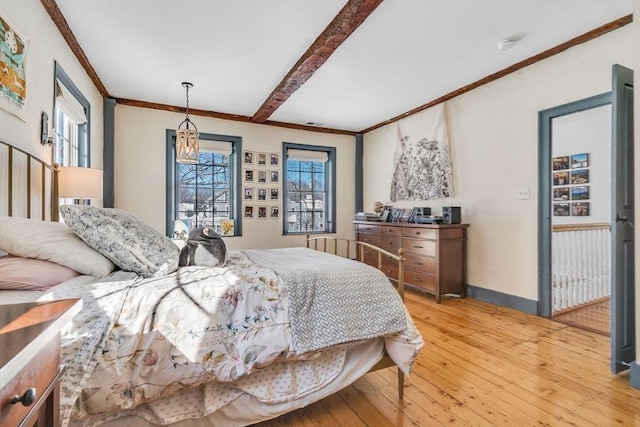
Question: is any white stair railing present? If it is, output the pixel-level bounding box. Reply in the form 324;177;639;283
552;223;610;313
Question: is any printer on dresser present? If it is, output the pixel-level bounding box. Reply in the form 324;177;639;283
354;220;468;303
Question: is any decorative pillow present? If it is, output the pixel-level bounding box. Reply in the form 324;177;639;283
60;205;179;278
0;216;115;277
0;255;80;290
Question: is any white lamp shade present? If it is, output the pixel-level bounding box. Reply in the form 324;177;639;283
58;167;103;199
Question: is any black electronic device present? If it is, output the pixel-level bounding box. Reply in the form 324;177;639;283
408;207;431;223
414;216;443;224
442;206;461;224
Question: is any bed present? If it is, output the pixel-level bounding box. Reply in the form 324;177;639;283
0;140;423;427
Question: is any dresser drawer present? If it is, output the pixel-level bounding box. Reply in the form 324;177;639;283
403;227;437;239
380;226;402;237
405;270;436;292
357;234;380;248
356;223;381;234
0;337;60;427
404;254;436;273
402;238;436;256
379;263;399;281
378;236;401;255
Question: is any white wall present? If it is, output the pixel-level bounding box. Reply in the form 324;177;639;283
363;25;633;301
0;0;104;167
114;105;356;250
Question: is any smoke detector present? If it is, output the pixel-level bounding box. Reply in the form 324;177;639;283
498;38;516;51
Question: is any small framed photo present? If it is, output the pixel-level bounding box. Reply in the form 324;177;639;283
270;188;279;201
553;171;569;186
552;156;570;171
244;187;254;200
270;170;279;183
258;188;267;201
571;186;589;200
244;205;254;218
270;205;280;219
244;169;255;182
257;152;267;166
257;206;268;219
220;219;235;236
553;187;570;201
553;203;570;216
270;153;279;166
258;170;267;183
571;169;589;185
571;153;589;169
572;202;590;216
243;150;254;165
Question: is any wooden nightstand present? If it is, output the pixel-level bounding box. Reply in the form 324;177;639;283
0;299;82;427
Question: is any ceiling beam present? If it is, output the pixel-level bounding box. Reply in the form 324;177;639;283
361;14;633;134
41;0;110;97
251;0;383;124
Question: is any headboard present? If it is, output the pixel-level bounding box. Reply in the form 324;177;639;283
0;140;58;221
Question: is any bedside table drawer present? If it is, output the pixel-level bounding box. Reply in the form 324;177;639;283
0;337;60;427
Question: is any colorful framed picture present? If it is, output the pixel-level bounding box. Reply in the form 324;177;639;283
244;169;254;182
571;153;589;169
258;188;267;201
553;203;569;216
244;205;254;218
572;202;590;216
258;170;267;183
270;153;279;166
257;206;268;219
553;187;569;201
570;169;589;185
571;186;589;200
552;171;569;186
552;156;569;171
270;205;280;219
244;187;254;200
270;170;279;183
0;13;28;120
257;152;267;166
270;188;279;201
220;219;235;236
243;150;254;165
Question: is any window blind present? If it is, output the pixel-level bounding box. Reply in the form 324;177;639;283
55;81;87;125
287;148;328;162
200;139;233;155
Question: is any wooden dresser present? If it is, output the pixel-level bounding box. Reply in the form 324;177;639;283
355;221;469;303
0;299;82;427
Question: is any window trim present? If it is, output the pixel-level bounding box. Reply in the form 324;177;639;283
282;142;336;235
53;61;90;167
166;130;242;237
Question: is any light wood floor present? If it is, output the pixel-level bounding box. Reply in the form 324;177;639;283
553;299;610;336
253;291;640;427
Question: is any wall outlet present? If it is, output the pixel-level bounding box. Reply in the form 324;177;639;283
516;187;530;200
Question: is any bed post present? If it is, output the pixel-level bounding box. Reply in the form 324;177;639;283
52;164;60;222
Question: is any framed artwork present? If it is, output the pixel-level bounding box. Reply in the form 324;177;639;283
244;205;254;218
270;170;279;183
244;169;254;182
258;170;267;183
270;153;279;166
552;171;569;186
571;186;589;200
257;206;268;219
258;188;267;201
553;187;569;201
553;203;569;216
257;152;267;166
244;187;254;200
570;169;589;184
572;202;590;216
220;219;235;236
0;12;28;120
270;205;280;219
571;153;589;169
270;188;279;201
243;150;254;165
552;156;569;171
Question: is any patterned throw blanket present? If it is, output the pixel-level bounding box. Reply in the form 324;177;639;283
244;248;408;353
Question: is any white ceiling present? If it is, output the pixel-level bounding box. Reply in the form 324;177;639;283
54;0;632;133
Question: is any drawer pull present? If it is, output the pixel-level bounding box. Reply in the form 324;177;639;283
11;388;36;407
412;245;424;249
412;277;422;282
412;261;424;266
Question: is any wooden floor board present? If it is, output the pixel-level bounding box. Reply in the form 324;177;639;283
251;291;640;427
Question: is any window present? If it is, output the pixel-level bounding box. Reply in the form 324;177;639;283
283;143;336;234
52;62;89;168
167;132;242;237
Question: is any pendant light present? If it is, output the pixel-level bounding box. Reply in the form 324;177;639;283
176;82;199;164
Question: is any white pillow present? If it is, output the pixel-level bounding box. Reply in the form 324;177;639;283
0;216;115;277
60;205;179;278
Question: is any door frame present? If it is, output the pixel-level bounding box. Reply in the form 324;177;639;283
537;92;611;317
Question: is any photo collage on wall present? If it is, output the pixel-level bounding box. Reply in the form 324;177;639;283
552;152;590;217
243;151;280;220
